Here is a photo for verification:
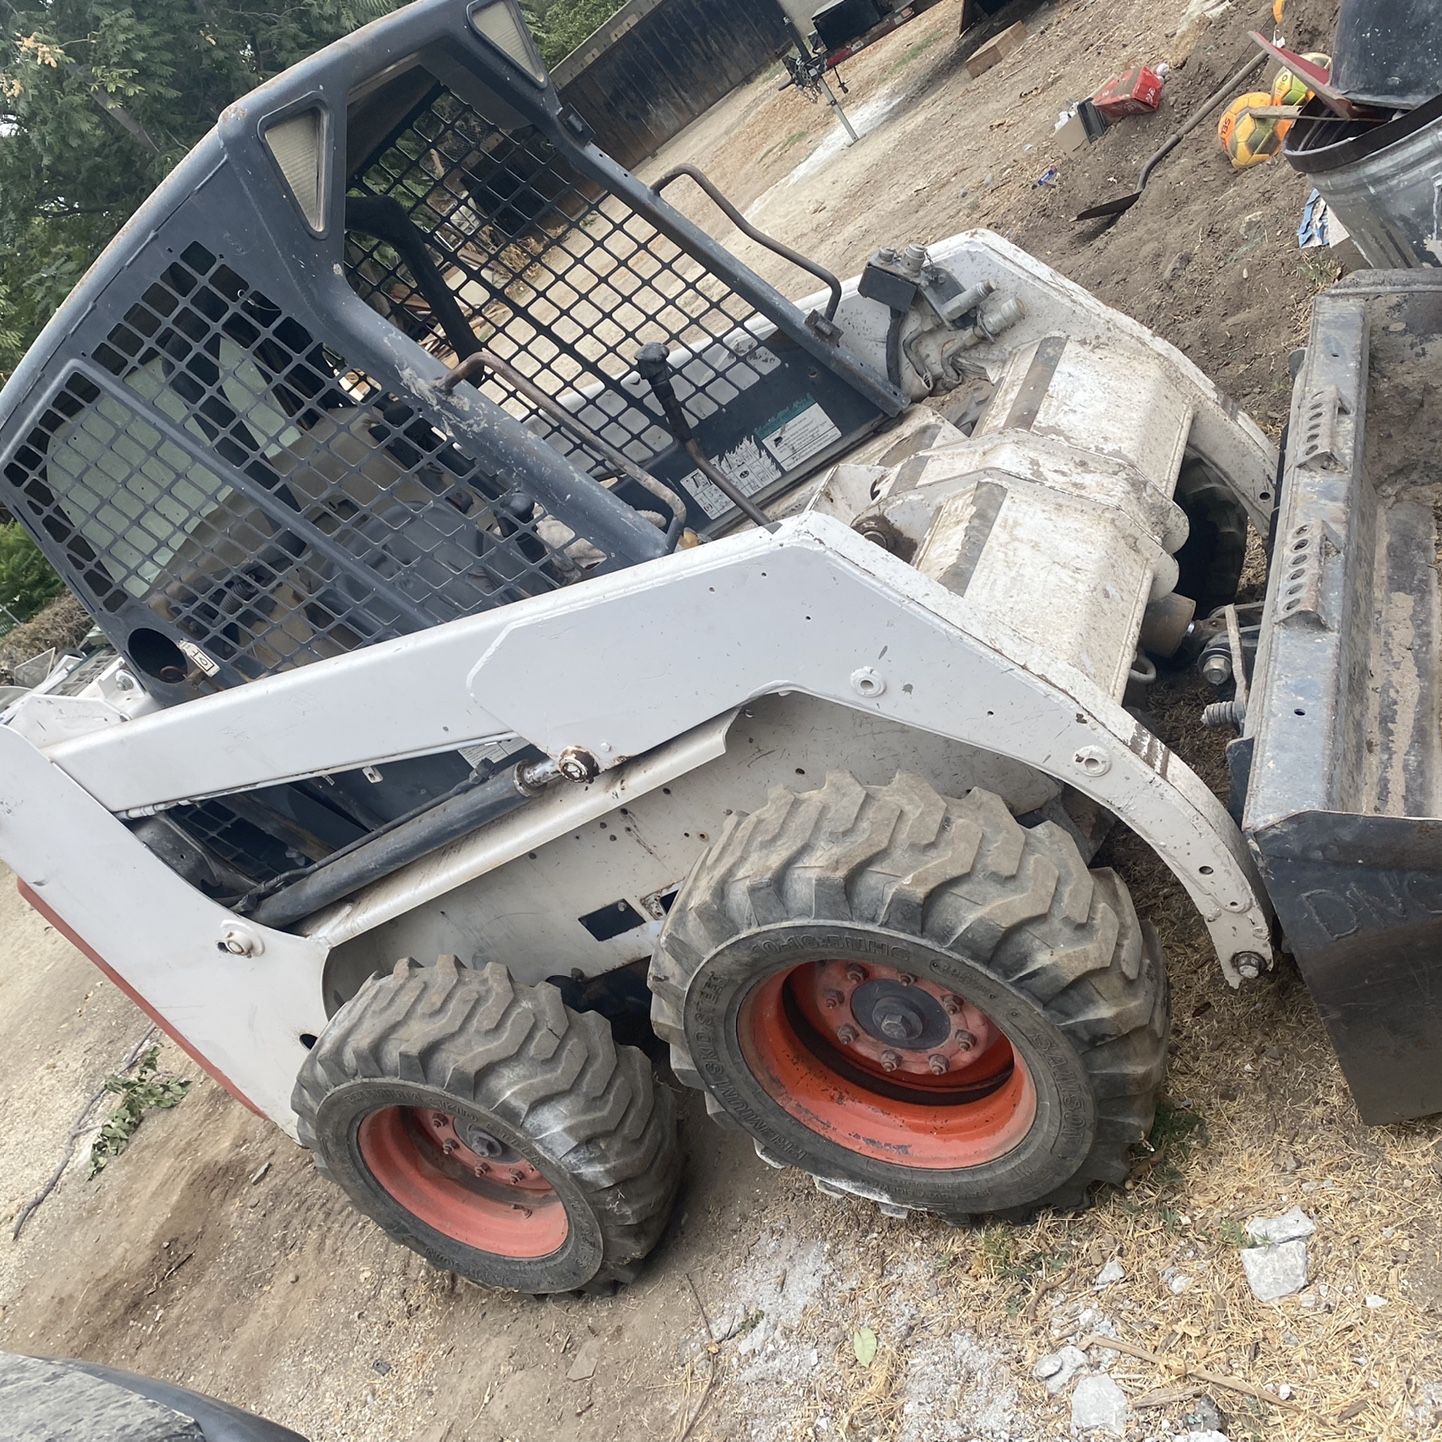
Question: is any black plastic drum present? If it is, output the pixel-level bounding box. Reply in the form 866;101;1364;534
1334;0;1442;110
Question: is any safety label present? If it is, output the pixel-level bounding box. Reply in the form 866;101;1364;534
761;400;841;471
681;399;841;519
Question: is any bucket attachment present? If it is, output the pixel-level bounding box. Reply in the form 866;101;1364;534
1243;271;1442;1123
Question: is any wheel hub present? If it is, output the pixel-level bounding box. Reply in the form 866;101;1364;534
735;954;1038;1170
358;1106;568;1257
853;979;948;1049
804;960;1001;1083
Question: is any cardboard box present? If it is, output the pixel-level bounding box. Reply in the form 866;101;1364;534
962;21;1028;80
1092;65;1164;120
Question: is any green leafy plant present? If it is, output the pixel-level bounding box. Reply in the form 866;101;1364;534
88;1046;191;1177
0;523;63;624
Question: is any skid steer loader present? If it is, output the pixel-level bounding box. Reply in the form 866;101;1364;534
2;0;1435;1295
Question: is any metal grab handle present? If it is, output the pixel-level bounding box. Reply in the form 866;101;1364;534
652;163;844;322
441;349;689;544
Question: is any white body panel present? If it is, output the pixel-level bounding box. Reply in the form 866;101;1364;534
0;234;1279;1135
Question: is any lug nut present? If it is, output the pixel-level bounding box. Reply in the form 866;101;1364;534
1201;653;1232;687
845;964;867;985
880;1050;901;1073
897;972;916;986
474;1164;489;1178
942;995;963;1015
510;1168;526;1184
432;1114;448;1128
837;1024;859;1045
928;1054;949;1075
442;1139;457;1155
954;1029;977;1051
823;989;844;1010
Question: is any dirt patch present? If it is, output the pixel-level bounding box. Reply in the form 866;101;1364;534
4;2;1441;1441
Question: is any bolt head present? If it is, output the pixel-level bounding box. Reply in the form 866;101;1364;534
880;1050;901;1073
432;1114;448;1128
823;989;844;1010
954;1029;977;1052
1235;952;1265;980
1202;653;1233;686
223;938;248;956
442;1139;457;1155
928;1054;949;1075
510;1169;526;1184
844;964;867;985
942;995;963;1015
897;972;916;986
474;1164;489;1178
837;1024;859;1045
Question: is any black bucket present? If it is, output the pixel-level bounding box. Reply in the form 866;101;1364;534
1285;92;1442;267
1333;0;1442;110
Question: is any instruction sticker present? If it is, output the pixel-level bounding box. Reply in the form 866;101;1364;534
761;400;841;472
681;435;782;519
681;400;843;519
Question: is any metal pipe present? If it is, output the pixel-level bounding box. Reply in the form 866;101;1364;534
440;349;689;540
246;757;563;931
651;164;845;322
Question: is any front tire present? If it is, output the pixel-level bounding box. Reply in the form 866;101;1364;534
650;773;1168;1221
294;957;681;1293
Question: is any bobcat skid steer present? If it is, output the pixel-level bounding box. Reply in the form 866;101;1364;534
0;0;1283;1293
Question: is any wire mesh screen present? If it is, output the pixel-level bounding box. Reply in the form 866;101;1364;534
2;241;604;681
346;78;778;472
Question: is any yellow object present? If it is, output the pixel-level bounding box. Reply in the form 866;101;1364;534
1271;53;1332;108
1273;0;1286;24
1219;91;1290;169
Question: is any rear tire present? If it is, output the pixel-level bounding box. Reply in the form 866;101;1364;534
294;957;681;1294
1174;456;1249;613
650;773;1168;1221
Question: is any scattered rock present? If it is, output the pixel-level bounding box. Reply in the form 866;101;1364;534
1175;1433;1229;1442
249;1162;271;1185
1185;1395;1226;1432
1164;251;1194;282
1094;1258;1125;1288
1034;1344;1087;1394
1167;1272;1193;1295
1365;1294;1389;1308
1246;1206;1315;1245
1242;1208;1314;1301
567;1337;601;1382
1278;1383;1294;1400
1071;1374;1128;1434
371;1359;391;1377
1242;1238;1309;1302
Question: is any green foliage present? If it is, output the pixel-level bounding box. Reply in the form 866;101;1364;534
522;0;628;65
88;1045;191;1177
0;521;62;622
0;0;623;378
0;0;412;375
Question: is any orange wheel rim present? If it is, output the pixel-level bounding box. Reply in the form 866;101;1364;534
737;959;1037;1168
357;1107;568;1258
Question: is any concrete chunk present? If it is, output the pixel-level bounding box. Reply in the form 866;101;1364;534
1241;1238;1309;1301
1071;1374;1128;1434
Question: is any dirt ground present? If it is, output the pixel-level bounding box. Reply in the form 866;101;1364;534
5;1;1442;1440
